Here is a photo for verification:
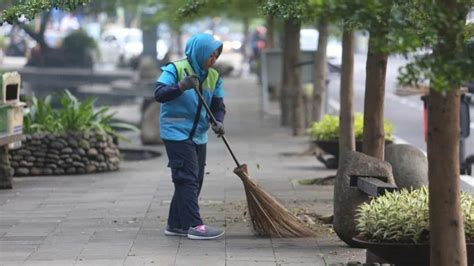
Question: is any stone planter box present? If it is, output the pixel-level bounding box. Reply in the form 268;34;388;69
8;132;120;176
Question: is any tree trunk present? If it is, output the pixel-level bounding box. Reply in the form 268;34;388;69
0;146;12;189
428;1;469;264
362;30;388;160
21;11;52;66
175;28;183;57
280;19;293;127
312;19;329;123
338;28;355;160
427;89;466;265
265;15;275;49
287;20;304;136
241;17;250;61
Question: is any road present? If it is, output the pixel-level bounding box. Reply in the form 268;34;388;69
327;54;474;175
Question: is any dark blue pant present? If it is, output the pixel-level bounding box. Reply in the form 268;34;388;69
164;139;206;230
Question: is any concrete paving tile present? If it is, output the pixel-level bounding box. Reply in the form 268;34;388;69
43;234;91;244
23;260;76;266
50;228;96;238
67;209;109;219
0;262;25;266
0;252;33;262
88;228;139;243
140;219;163;229
273;247;320;259
0;218;19;226
0;203;41;211
27;243;84;260
177;245;225;256
175;255;225;266
226;246;275;261
317;247;366;265
0;236;46;245
18;217;67;224
224;225;255;237
124;254;176;266
78;243;131;260
226;261;277;266
271;237;318;248
74;259;125;266
0;243;37;261
278;262;322;266
134;237;181;248
225;235;272;248
128;241;179;256
179;238;225;248
5;227;56;237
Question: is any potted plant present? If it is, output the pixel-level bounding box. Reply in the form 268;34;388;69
309;113;393;168
353;187;473;264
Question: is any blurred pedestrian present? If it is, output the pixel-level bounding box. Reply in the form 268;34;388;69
154;33;226;240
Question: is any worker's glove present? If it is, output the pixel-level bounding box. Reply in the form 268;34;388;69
211;121;225;137
178;75;199;92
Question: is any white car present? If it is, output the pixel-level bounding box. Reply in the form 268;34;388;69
98;28;169;67
300;28;342;70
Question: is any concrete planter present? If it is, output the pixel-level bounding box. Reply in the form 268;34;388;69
314;140;392;169
8;132;120;176
353;237;473;264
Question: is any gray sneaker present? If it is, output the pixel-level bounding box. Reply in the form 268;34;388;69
164;225;187;236
187;225;225;240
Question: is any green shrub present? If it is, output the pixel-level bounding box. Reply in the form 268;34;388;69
309;113;393;141
24;90;137;141
62;30;98;67
355;187;474;243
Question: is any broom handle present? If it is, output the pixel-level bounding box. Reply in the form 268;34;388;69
184;68;241;168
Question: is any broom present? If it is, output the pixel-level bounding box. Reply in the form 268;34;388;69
184;69;316;237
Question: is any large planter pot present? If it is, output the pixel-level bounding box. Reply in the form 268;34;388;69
314;140;391;169
314;140;363;157
353;237;474;265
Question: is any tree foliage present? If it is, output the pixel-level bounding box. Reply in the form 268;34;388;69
1;0;92;25
179;0;261;22
397;1;473;91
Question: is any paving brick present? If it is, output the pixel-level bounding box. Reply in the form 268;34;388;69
124;255;175;266
175;255;225;266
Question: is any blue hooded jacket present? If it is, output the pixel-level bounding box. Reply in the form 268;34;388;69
154;33;225;144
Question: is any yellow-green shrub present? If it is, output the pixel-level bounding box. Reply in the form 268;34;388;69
309;113;393;141
355;187;474;243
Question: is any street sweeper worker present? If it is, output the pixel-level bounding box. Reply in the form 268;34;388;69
154;33;226;240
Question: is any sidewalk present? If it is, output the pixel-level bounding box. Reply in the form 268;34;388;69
0;75;365;265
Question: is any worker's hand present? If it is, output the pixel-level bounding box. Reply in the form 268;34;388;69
211;121;225;137
178;75;199;92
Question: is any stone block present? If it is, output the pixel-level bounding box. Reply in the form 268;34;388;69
385;144;428;189
333;151;395;248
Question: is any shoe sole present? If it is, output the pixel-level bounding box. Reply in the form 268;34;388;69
164;230;187;236
187;231;225;240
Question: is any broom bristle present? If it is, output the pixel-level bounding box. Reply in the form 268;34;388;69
233;164;317;238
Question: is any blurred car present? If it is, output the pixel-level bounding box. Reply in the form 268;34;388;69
98;28;169;67
300;28;342;70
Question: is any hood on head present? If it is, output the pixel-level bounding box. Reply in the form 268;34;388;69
185;33;223;80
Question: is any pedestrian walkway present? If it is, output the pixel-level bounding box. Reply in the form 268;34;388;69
0;75;365;265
